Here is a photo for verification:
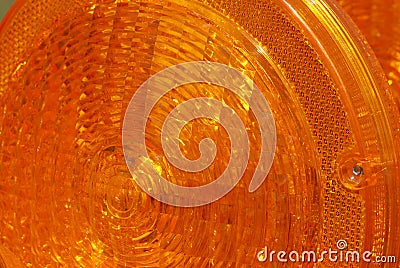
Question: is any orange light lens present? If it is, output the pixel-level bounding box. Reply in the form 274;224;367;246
0;0;399;267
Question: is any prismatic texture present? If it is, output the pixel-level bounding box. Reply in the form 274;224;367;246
0;0;398;267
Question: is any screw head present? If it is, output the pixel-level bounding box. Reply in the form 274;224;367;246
352;165;364;176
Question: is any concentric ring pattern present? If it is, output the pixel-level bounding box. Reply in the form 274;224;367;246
0;0;399;267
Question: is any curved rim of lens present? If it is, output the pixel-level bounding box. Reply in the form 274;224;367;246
279;0;399;255
0;0;26;34
281;0;397;161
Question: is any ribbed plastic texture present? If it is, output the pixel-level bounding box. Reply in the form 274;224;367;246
0;0;398;267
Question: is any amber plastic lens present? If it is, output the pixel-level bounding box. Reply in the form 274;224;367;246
0;0;399;267
337;0;400;114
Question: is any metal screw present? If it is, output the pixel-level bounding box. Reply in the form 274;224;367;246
352;165;364;176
